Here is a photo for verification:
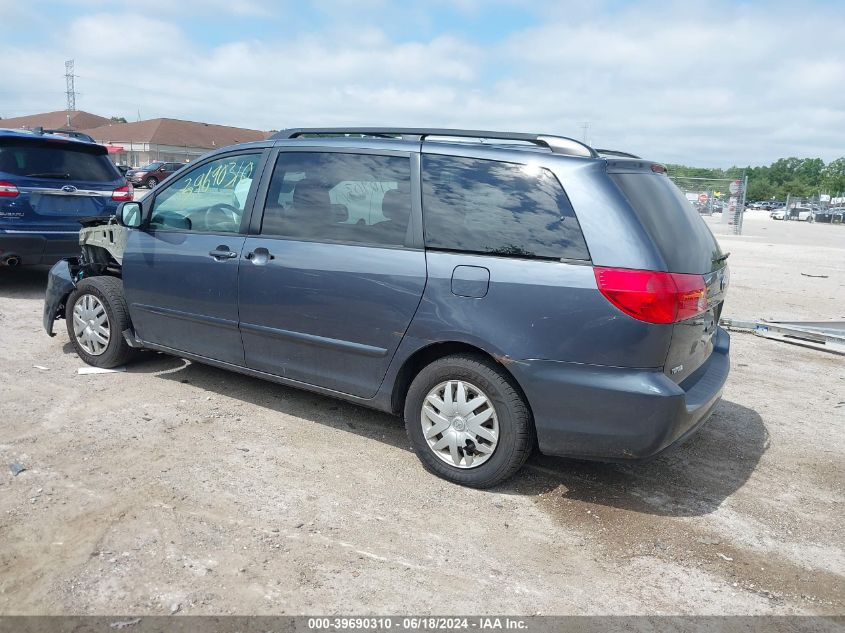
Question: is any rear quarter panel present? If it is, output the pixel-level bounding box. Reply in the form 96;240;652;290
404;251;673;368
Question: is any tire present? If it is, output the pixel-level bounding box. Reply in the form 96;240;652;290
66;276;136;368
145;177;158;188
404;353;534;488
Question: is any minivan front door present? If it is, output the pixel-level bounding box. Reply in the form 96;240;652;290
237;149;426;398
122;151;265;365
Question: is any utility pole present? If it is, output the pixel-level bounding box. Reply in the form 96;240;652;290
578;121;590;145
65;60;77;116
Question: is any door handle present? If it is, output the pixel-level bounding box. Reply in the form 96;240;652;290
208;246;238;260
246;247;275;265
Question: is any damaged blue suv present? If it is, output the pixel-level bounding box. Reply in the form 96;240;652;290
43;128;730;488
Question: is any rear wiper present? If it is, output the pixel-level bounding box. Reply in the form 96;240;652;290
25;172;71;179
713;252;730;262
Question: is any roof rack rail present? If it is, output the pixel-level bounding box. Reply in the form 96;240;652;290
596;148;641;159
32;127;95;143
272;127;599;159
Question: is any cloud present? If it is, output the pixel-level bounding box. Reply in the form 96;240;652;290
1;1;843;166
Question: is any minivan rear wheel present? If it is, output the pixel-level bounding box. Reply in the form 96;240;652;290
66;276;135;368
404;354;533;488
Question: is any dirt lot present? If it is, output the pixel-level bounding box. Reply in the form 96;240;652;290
0;213;842;615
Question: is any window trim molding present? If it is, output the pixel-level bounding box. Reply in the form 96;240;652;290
424;246;592;265
242;232;423;252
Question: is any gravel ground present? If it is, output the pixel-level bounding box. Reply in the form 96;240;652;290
0;213;842;615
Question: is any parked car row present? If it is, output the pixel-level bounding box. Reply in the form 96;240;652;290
749;200;785;211
813;207;845;223
770;206;844;222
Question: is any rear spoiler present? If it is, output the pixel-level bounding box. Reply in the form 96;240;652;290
605;159;668;175
596;148;641;159
0;133;108;155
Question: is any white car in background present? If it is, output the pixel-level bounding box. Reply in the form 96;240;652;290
770;208;787;220
784;207;814;221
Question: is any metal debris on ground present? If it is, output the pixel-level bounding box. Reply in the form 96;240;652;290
9;463;26;476
78;366;127;375
800;272;829;278
720;318;845;356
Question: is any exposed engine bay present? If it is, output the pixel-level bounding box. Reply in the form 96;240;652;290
78;215;128;273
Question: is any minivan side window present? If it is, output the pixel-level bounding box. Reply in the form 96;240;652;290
149;154;259;233
260;152;412;247
422;155;590;261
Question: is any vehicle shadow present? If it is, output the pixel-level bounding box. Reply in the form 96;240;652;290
0;266;50;300
113;352;767;518
132;352;411;449
505;399;769;517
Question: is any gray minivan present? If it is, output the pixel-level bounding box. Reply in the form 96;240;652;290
44;128;730;488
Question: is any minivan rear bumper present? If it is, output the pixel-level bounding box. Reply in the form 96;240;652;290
513;327;730;460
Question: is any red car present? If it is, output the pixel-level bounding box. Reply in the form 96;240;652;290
125;161;185;188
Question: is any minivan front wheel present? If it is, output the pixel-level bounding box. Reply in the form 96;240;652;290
66;276;135;368
145;177;158;188
404;354;534;488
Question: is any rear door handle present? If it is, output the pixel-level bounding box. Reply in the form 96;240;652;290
209;246;238;260
246;247;275;265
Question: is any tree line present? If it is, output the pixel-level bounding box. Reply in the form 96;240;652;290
667;157;845;201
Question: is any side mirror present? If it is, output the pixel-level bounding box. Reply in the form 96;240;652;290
118;201;143;228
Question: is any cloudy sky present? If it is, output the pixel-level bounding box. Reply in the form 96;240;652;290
1;0;843;166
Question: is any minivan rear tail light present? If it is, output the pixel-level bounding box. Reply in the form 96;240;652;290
594;267;707;324
112;182;133;201
0;181;19;198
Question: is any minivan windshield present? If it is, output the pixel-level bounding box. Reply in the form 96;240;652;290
0;140;118;182
610;172;724;274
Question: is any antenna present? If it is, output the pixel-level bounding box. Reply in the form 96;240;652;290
64;60;77;113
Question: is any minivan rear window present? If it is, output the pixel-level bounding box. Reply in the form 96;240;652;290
422;155;589;261
610;172;724;274
0;140;118;182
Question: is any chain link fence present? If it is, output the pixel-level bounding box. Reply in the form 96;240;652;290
668;174;748;234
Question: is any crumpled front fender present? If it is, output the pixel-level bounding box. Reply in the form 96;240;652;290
43;259;78;337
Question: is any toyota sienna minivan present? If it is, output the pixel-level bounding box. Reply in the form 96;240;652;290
44;128;730;488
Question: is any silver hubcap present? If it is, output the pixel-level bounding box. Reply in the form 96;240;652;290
72;294;110;356
421;380;499;469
